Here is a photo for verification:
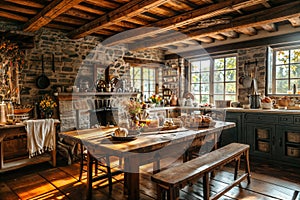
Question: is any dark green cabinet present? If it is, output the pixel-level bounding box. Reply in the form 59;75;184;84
224;111;300;166
277;125;300;166
221;112;243;146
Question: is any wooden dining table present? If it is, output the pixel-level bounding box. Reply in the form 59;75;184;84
58;121;235;200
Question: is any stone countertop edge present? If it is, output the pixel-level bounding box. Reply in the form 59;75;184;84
147;106;300;114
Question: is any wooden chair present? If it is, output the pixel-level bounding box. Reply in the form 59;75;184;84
78;143;123;195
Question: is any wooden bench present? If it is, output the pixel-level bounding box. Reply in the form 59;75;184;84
151;143;251;200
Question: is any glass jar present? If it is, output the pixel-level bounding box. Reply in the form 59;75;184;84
146;112;159;128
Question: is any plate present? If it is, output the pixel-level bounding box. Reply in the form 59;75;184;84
111;132;139;141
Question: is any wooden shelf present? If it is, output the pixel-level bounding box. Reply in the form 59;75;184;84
0;154;52;173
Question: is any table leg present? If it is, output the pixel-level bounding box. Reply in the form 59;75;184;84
86;151;93;200
125;156;140;200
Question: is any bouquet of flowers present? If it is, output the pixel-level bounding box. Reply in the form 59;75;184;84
149;94;162;104
124;99;141;116
39;95;57;115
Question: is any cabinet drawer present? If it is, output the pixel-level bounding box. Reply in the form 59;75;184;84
244;113;278;123
294;116;300;125
279;115;293;124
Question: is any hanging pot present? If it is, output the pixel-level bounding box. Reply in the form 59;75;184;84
36;55;50;89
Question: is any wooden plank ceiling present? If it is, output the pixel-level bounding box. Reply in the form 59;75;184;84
0;0;300;50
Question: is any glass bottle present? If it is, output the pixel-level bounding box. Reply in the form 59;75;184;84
6;100;14;123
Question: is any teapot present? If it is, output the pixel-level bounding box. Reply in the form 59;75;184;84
278;96;290;107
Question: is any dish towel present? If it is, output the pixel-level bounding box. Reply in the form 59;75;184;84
25;119;55;158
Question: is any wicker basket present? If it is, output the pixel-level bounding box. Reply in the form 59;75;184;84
287;132;300;143
287;146;300;157
257;129;269;139
258;141;270;152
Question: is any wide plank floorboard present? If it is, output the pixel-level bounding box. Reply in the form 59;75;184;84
0;156;299;200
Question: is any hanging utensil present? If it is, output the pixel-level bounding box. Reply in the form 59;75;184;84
36;55;50;89
52;53;55;72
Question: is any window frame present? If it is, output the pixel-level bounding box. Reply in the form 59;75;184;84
130;65;159;101
267;45;300;95
190;54;237;104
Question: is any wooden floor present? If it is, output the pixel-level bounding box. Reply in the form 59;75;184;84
0;155;299;200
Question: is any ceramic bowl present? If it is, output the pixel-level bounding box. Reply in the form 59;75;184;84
261;102;272;109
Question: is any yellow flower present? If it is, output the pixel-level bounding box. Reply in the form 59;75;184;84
39;95;57;112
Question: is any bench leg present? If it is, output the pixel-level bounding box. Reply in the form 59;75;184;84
234;157;240;180
203;172;210;200
244;150;251;184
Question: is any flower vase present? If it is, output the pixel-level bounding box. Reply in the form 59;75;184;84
46;111;53;119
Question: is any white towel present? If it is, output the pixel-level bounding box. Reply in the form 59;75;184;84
25;119;55;158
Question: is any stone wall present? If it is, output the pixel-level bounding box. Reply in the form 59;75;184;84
20;28;164;105
237;46;267;104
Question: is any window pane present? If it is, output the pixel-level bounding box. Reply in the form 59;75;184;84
143;68;149;79
276;80;288;93
276;50;289;65
132;68;141;79
225;70;236;81
191;73;200;83
225;95;236;101
201;72;210;82
225;83;236;94
291;49;300;63
191;84;200;93
214;83;224;94
276;65;289;78
201;95;209;103
149;69;155;79
290;64;300;78
226;57;236;69
191;61;200;72
214;58;224;70
149;82;155;91
201;60;210;71
201;84;209;94
214;71;224;82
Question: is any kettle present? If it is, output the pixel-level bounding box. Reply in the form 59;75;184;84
249;94;261;109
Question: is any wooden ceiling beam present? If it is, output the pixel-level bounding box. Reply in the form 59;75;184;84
238;27;257;36
0;10;28;22
288;17;300;27
130;1;300;50
68;0;170;39
104;0;269;46
208;34;226;40
261;23;277;32
4;0;44;9
221;31;239;38
73;4;105;15
1;3;37;15
23;0;85;32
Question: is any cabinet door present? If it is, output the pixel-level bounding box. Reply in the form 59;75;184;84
246;123;276;159
221;112;242;146
277;125;300;166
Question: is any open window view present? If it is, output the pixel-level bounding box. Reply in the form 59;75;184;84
268;46;300;95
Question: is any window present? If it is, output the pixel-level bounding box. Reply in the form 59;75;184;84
130;66;157;100
190;56;237;104
268;46;300;95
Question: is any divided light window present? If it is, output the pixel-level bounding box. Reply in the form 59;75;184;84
130;66;156;100
190;56;237;104
268;46;300;94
